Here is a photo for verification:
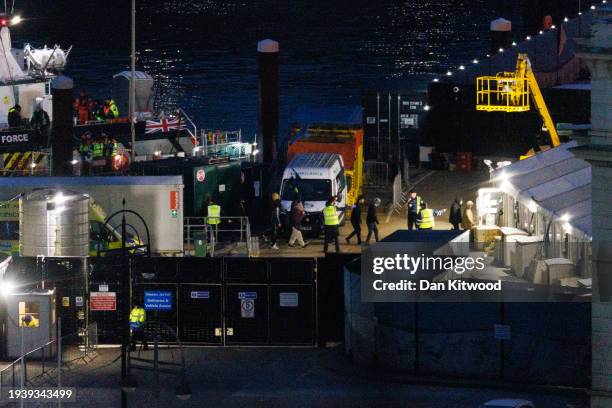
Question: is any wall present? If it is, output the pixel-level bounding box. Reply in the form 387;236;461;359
344;264;591;386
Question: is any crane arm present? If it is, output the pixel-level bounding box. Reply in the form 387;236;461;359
522;56;561;147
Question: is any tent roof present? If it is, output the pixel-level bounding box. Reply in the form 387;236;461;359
492;141;591;237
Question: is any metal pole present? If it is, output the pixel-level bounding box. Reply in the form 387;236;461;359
121;206;129;408
130;0;137;162
20;324;24;408
57;318;62;408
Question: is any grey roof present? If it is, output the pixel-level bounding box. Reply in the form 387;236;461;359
492;141;591;237
287;152;339;170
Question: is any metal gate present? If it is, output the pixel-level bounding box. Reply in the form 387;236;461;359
90;257;316;346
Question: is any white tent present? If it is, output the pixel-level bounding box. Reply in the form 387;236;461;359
492;141;591;238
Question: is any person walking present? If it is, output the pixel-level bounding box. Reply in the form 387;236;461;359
449;198;463;230
346;195;364;245
462;200;475;230
323;196;340;253
289;197;309;248
366;197;381;244
416;202;435;230
407;190;422;230
129;303;147;351
270;192;281;250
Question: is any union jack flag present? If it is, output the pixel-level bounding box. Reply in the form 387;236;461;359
145;118;186;134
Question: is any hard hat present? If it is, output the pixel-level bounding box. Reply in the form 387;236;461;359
272;192;280;200
374;197;381;206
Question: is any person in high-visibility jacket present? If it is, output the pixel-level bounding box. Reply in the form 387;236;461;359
91;136;105;159
323;196;341;253
206;197;221;244
129;304;148;351
104;98;119;119
416;202;435;230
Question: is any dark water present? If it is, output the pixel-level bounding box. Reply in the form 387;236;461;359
12;1;545;136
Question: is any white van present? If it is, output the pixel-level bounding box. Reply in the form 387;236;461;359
280;153;347;234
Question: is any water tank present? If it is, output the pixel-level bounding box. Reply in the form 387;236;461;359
19;189;89;257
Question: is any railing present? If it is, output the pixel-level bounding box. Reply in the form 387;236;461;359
194;129;254;160
184;216;252;257
0;322;97;394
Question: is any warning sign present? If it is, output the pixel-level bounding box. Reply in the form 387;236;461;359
170;190;179;210
76;296;84;307
62;297;70;307
241;299;255;318
196;169;206;182
90;292;116;311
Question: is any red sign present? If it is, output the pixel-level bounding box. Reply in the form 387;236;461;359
90;292;116;311
170;190;179;210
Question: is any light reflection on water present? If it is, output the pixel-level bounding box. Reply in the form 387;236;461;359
15;0;526;136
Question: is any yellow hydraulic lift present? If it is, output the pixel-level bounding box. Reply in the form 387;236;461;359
476;53;561;159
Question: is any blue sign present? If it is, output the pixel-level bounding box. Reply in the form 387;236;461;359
144;291;173;311
238;292;257;300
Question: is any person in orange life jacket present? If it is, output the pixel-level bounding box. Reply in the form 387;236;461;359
73;90;91;124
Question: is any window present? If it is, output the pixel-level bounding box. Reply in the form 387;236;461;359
19;301;40;328
336;172;346;194
281;179;331;202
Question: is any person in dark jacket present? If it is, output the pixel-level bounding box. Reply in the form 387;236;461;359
270;192;281;250
7;104;22;128
449;198;463;230
366;197;381;244
289;197;308;248
407;190;422;230
346;195;365;245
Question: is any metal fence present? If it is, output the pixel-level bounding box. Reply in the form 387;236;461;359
184;216;252;257
363;160;390;187
0;322;97;394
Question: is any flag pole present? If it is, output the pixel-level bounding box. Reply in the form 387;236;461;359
130;0;136;162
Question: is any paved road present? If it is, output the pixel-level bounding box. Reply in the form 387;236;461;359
45;346;586;408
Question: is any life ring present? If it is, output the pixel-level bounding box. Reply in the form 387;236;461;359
111;153;130;171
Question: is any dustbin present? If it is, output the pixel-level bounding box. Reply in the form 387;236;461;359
193;231;207;257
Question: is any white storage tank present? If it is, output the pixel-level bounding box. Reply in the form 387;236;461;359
19;189;89;257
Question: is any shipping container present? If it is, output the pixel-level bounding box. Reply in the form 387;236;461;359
131;158;243;217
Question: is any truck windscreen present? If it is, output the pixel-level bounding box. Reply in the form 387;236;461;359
282;179;332;202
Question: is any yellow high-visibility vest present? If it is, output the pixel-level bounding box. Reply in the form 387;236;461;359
417;208;434;229
323;205;339;226
129;307;146;324
207;204;221;225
